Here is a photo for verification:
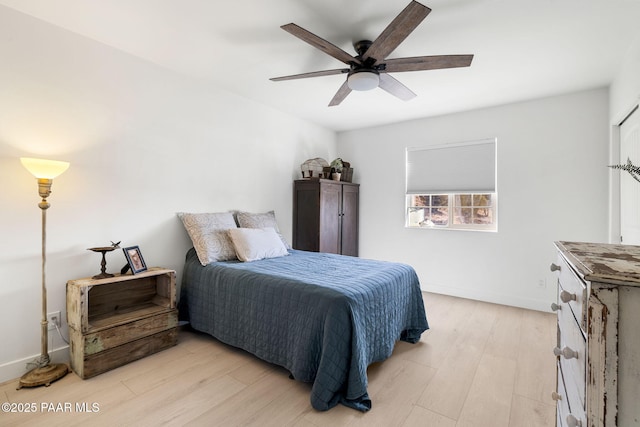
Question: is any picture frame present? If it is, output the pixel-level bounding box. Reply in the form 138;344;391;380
123;245;147;274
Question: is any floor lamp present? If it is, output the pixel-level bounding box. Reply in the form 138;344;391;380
18;157;70;389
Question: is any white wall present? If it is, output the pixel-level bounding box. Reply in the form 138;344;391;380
338;88;610;312
0;6;336;382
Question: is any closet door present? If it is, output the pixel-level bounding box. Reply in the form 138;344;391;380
620;107;640;244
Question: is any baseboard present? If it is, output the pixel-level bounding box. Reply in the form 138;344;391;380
423;283;553;313
0;345;70;385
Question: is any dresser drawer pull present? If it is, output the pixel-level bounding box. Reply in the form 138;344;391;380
553;346;579;359
550;263;561;272
551;391;562;401
560;290;577;303
550;303;561;311
566;414;582;427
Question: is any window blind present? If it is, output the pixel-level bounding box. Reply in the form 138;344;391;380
406;138;496;194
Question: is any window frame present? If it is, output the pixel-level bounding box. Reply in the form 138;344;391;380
405;138;498;232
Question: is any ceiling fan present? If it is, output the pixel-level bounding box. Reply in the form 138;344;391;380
270;1;473;106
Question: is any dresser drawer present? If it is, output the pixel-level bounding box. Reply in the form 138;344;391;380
556;284;586;410
555;254;587;333
555;362;571;427
564;377;587;427
557;361;587;427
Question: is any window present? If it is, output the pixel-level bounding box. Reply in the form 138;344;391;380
406;193;496;230
406;139;497;231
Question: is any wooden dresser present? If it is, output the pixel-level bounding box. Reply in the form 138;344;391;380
551;241;640;426
66;268;178;378
293;179;359;256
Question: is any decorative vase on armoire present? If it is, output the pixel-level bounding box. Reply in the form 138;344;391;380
292;179;359;256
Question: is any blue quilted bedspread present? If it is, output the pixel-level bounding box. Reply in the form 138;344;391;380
179;249;429;411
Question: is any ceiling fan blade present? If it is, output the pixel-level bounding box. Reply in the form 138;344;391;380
378;74;416;101
281;23;360;65
363;1;431;63
382;54;474;73
328;81;352;106
270;68;349;81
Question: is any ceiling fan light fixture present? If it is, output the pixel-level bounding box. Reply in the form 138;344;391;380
347;71;380;91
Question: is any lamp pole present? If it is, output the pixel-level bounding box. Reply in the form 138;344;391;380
39;180;51;367
18;158;70;389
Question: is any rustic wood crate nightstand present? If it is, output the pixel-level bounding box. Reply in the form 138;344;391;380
66;268;178;379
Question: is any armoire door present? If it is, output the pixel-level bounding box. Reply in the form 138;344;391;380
319;182;341;254
340;184;359;256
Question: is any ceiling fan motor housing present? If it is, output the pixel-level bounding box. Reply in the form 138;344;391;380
353;40;373;57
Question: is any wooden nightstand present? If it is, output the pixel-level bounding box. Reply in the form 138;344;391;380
66;268;178;379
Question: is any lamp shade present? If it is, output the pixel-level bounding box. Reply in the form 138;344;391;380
21;157;70;179
347;71;380;91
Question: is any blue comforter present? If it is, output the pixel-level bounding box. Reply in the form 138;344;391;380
179;249;428;411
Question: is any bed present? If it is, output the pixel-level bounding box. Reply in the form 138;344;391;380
178;247;429;412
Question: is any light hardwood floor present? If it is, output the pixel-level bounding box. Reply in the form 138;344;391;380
1;293;557;426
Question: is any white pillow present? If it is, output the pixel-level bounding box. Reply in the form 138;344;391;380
227;227;289;262
177;212;238;265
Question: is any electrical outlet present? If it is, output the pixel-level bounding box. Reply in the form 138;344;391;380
47;311;61;330
537;279;546;289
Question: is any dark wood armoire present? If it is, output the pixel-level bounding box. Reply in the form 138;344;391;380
292;179;359;257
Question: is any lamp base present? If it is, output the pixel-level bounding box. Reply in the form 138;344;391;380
17;363;68;389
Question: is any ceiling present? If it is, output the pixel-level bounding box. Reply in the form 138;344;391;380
2;0;640;132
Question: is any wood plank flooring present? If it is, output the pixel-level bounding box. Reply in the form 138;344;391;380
0;293;557;426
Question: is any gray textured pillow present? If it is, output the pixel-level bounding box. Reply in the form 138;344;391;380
178;212;238;265
235;210;291;249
